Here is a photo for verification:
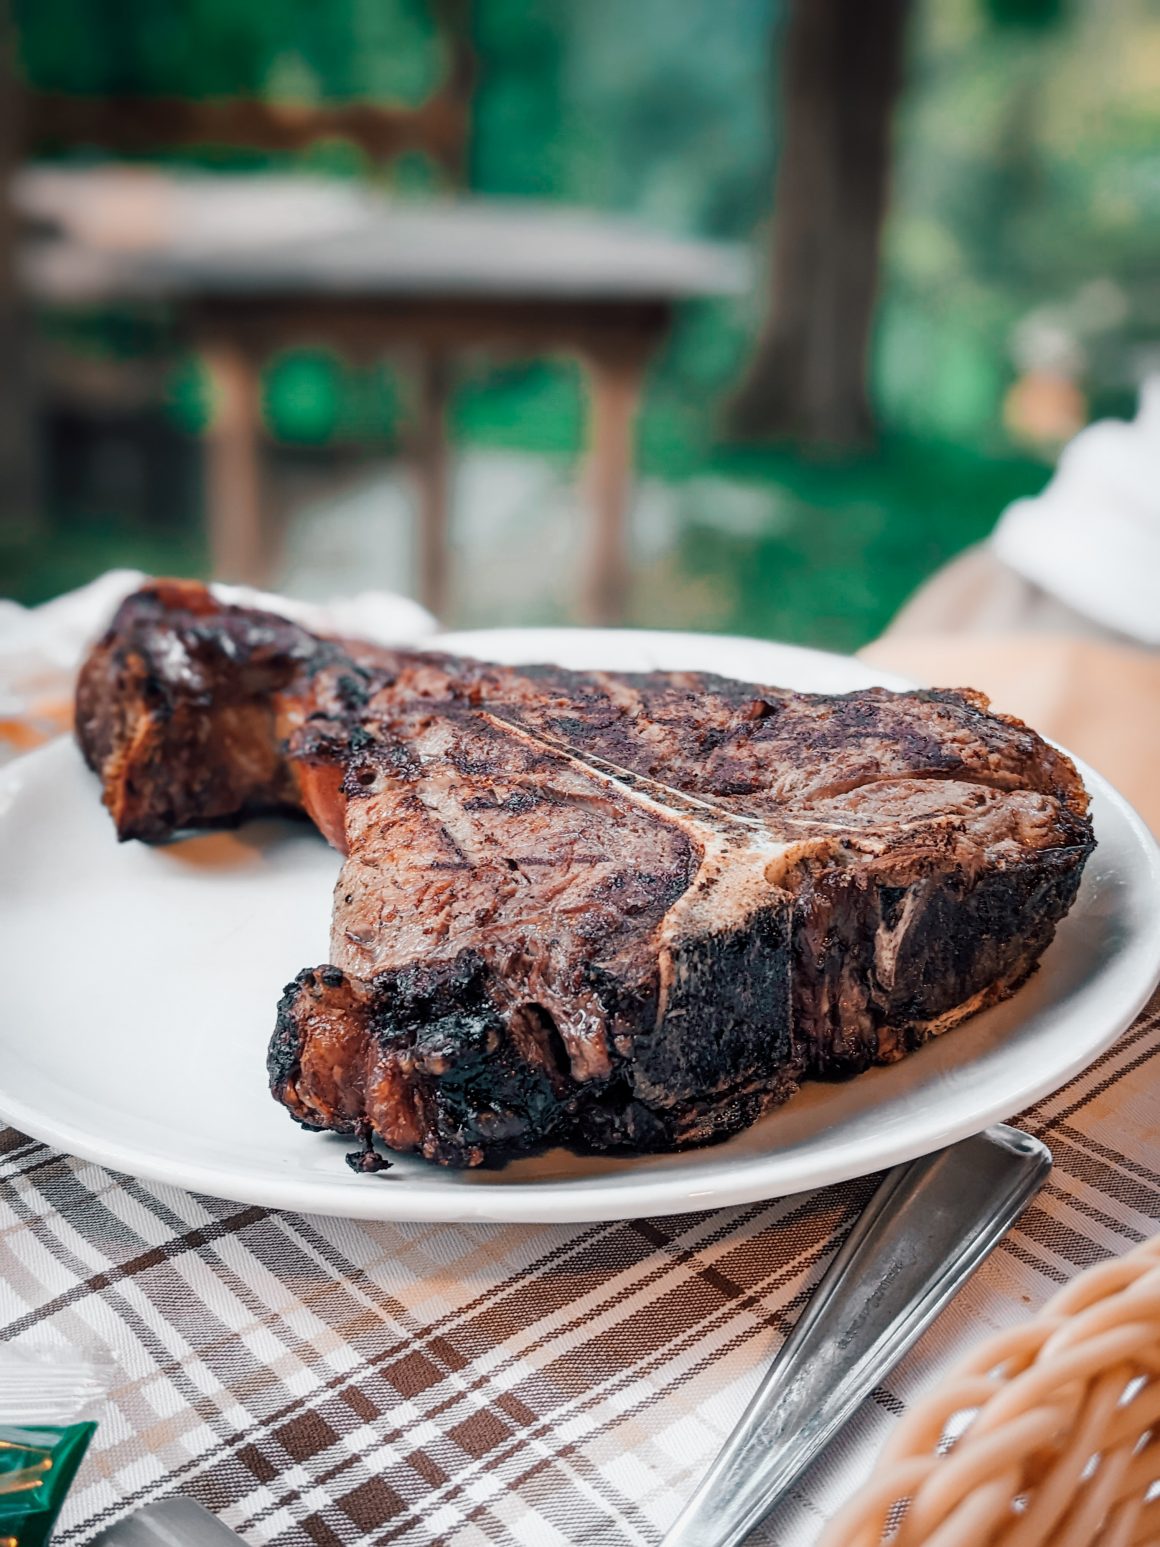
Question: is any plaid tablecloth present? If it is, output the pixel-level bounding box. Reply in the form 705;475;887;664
1;988;1157;1547
3;577;1158;1545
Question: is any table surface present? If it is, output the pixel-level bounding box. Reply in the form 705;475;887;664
2;584;1157;1546
3;987;1158;1547
17;166;750;305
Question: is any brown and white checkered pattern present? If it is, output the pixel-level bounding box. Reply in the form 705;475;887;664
2;990;1158;1547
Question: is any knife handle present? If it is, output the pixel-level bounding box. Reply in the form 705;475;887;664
662;1124;1051;1547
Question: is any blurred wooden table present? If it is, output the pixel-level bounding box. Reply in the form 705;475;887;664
19;167;747;621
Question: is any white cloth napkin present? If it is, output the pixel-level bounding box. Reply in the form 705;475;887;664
992;374;1160;646
0;570;436;762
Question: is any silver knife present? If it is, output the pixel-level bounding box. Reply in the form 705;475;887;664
92;1498;248;1547
662;1123;1051;1547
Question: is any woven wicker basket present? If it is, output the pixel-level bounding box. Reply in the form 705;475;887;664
818;1234;1160;1547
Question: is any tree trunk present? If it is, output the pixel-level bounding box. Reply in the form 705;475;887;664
0;0;37;539
727;0;911;449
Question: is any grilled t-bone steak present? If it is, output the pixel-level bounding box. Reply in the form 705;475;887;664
76;581;1096;1167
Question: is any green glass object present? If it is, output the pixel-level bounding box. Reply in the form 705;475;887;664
0;1423;97;1547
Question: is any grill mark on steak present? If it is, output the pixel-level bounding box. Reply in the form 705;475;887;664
784;765;1034;802
77;582;1096;1167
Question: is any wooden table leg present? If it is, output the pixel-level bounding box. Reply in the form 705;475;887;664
413;353;452;619
203;343;267;585
582;350;646;626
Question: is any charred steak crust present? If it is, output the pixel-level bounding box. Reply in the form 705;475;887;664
79;582;1096;1167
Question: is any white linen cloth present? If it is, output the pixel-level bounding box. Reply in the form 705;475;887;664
991;374;1160;646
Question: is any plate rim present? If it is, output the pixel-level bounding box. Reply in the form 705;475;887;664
2;626;1158;1224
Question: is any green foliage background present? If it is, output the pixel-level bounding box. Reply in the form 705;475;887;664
11;0;1160;642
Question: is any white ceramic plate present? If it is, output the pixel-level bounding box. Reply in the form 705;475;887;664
2;628;1158;1223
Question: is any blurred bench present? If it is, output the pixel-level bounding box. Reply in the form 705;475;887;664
18;166;746;621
